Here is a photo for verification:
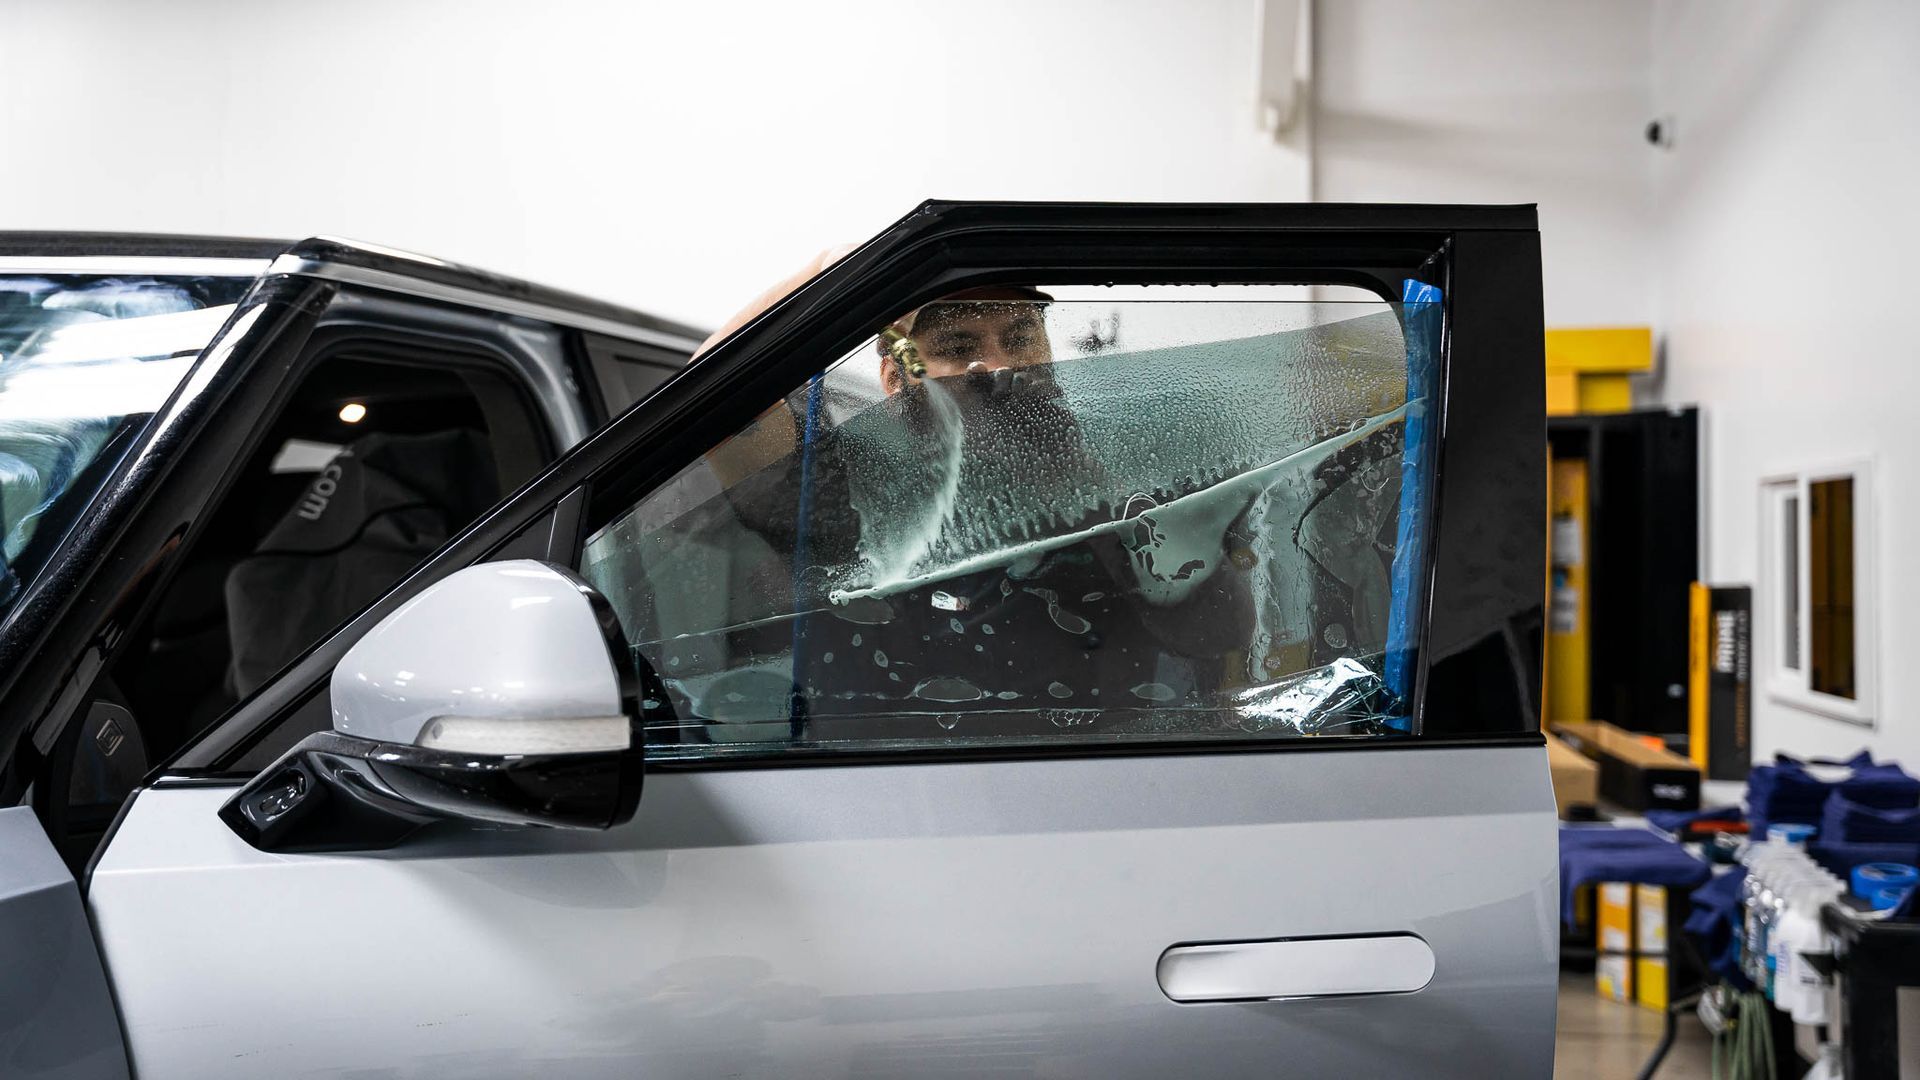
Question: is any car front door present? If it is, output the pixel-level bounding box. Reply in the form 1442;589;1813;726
83;202;1557;1078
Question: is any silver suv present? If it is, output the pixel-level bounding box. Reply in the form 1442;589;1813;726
2;203;1557;1078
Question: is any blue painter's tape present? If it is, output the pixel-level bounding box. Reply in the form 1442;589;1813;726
1384;280;1442;725
1852;861;1918;906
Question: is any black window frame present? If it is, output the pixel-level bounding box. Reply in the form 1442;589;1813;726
571;330;693;425
173;201;1547;777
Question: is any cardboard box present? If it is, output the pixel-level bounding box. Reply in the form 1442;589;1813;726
1596;953;1634;1003
1552;719;1702;811
1547;732;1600;818
1635;954;1669;1011
1635;883;1668;954
1597;882;1635;953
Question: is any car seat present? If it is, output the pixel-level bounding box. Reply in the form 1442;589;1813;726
223;428;501;697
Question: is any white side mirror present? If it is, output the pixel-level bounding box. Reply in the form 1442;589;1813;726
332;560;632;755
221;561;643;852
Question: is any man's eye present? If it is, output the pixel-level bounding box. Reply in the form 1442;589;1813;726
929;340;978;361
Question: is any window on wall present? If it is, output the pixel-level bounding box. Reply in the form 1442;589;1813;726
1807;477;1856;699
1761;465;1872;724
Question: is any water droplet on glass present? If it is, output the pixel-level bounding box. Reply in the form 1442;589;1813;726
981;624;995;635
832;595;895;625
1130;682;1178;703
851;633;863;647
911;676;985;703
822;652;834;663
873;650;889;668
667;656;681;668
949;617;965;635
936;714;959;730
1322;623;1349;649
996;691;1021;700
888;671;901;682
1047;681;1073;699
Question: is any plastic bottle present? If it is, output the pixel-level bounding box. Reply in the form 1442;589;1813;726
1756;868;1785;994
1739;845;1783;983
1785;877;1844;1024
1764;875;1787;1000
1775;881;1812;1016
1771;865;1824;1002
1737;842;1829;999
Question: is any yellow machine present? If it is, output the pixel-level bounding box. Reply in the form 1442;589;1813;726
1544;327;1651;416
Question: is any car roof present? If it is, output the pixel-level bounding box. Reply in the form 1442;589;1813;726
0;231;289;260
0;231;707;351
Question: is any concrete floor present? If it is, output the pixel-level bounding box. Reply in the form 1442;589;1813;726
1555;972;1716;1080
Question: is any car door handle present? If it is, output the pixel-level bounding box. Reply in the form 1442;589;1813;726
1157;933;1435;1002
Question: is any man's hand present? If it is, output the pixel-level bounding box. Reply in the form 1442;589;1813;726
698;243;855;485
695;243;858;358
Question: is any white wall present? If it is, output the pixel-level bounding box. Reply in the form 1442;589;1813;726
1313;0;1656;328
22;0;1902;762
1;0;1665;329
0;0;1306;329
1651;0;1920;765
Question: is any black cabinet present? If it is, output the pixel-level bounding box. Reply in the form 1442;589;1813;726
1548;407;1699;738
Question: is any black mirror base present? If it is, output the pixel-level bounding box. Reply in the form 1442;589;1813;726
219;730;643;853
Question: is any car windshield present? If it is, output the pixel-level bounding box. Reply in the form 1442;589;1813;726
0;272;254;615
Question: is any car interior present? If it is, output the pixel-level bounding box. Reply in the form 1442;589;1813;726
42;344;552;868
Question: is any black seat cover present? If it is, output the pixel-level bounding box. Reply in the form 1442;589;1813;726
223;429;499;696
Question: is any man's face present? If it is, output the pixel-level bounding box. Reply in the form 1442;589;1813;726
880;300;1052;394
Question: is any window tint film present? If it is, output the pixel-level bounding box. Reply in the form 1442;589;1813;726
582;285;1442;759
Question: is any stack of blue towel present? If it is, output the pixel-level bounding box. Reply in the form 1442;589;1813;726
1822;793;1920;844
1748;752;1920;838
1559;826;1711;927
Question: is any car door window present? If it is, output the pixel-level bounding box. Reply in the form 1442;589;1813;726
579;332;687;417
53;334;556;859
581;283;1443;759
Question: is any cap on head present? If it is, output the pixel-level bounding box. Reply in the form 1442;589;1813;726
890;285;1053;337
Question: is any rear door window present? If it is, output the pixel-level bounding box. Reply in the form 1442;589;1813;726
582;283;1442;759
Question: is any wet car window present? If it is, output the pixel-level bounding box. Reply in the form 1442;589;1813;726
582;286;1442;758
0;274;251;613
